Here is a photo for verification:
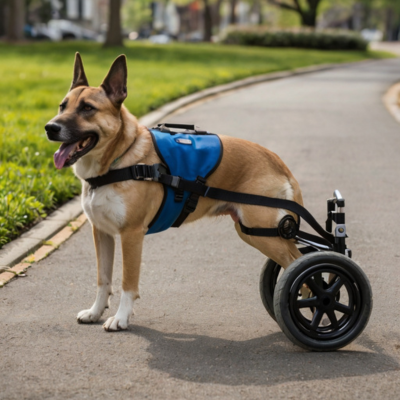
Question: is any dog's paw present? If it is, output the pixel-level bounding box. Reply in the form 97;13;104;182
77;308;102;324
103;316;129;331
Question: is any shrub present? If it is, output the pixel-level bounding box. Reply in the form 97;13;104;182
222;28;368;51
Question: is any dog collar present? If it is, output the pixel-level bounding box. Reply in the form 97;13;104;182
110;141;135;168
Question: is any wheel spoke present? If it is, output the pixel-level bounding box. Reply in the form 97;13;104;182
306;277;325;297
327;277;344;295
334;302;353;315
310;308;324;330
326;310;339;329
297;297;319;309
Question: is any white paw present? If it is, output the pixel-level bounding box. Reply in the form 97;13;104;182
77;308;102;323
103;316;129;331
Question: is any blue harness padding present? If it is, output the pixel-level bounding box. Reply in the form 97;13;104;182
147;129;222;234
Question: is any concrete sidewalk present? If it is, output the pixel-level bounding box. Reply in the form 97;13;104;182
1;58;400;399
370;41;400;56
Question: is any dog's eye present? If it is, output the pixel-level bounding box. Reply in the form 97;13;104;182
83;105;94;112
59;102;67;111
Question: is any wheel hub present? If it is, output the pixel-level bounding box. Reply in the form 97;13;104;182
289;264;361;340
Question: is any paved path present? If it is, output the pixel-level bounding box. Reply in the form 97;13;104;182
1;58;400;399
371;41;400;56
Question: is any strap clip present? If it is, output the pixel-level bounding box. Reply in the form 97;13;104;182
184;197;198;213
131;163;167;182
183;176;206;213
170;176;181;188
152;164;167;182
174;189;184;202
132;164;151;180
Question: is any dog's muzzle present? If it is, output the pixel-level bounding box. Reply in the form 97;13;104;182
45;123;62;139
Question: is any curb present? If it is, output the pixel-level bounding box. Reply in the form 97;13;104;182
0;214;87;287
0;58;378;288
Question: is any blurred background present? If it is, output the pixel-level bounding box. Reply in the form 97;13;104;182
1;0;399;46
0;0;399;249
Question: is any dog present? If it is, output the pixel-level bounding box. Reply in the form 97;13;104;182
45;53;303;331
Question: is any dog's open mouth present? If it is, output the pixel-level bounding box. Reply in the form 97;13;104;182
54;134;98;169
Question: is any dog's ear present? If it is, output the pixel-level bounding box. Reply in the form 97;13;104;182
101;55;127;106
70;52;89;91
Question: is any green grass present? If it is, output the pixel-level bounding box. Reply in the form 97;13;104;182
0;41;392;247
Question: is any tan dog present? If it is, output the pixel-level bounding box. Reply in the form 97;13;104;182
45;53;303;331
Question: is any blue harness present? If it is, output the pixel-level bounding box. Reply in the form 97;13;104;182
85;123;335;249
147;128;222;234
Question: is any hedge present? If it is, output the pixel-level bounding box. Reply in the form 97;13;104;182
222;28;368;51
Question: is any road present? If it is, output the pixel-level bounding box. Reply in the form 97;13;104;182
1;58;400;399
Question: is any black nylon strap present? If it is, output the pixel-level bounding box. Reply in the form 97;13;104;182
203;187;334;245
172;176;207;228
157;175;208;196
86;164;167;189
239;222;279;237
85;164;335;246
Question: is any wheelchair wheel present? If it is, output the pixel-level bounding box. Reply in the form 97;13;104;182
259;259;281;321
273;252;372;351
259;247;316;321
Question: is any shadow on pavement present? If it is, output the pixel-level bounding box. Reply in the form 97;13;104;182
130;325;399;386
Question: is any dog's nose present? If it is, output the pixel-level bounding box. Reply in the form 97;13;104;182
45;123;62;133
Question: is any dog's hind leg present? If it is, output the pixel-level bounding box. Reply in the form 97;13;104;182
103;227;144;331
77;226;115;323
236;223;301;269
233;201;303;269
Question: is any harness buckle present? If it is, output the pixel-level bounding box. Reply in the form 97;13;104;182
133;164;146;180
152;164;167;182
184;197;198;213
174;189;184;202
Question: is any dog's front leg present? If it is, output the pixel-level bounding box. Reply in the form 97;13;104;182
103;228;144;331
77;226;115;323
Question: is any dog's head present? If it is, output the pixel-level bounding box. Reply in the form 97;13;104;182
45;53;128;169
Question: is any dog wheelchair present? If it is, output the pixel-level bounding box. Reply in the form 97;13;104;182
259;190;372;351
87;123;373;351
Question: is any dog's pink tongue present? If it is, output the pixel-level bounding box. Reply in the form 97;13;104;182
54;142;77;169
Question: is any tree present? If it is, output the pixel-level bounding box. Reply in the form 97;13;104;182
104;0;124;47
229;0;238;23
203;0;213;41
269;0;323;27
6;0;25;41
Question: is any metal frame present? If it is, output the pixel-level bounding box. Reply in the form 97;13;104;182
295;190;351;257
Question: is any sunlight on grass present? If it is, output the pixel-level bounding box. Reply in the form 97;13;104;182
0;41;390;247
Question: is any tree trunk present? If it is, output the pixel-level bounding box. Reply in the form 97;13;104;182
300;9;317;27
6;0;25;41
229;0;237;24
269;0;320;28
252;0;263;25
203;0;213;42
300;0;321;27
212;0;224;32
384;7;394;41
104;0;123;47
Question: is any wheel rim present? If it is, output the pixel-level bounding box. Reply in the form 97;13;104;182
288;263;362;340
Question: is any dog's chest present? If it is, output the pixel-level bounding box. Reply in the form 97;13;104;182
83;186;126;235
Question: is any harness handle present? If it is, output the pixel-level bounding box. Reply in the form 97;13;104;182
153;123;208;135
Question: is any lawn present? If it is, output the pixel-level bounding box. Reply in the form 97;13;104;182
0;41;391;247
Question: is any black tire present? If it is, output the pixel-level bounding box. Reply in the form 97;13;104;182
273;252;373;351
259;259;281;321
259;247;316;321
